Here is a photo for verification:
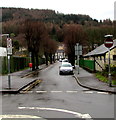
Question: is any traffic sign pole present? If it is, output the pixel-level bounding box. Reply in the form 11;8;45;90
75;43;82;74
77;43;79;74
108;49;112;87
7;37;12;89
1;34;12;89
8;55;11;89
104;35;113;87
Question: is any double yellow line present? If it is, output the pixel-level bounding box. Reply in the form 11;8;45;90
20;79;42;93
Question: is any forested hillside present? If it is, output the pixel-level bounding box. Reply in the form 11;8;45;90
2;7;93;24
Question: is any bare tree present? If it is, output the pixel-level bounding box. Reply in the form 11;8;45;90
24;20;46;70
43;34;58;65
24;20;35;70
48;39;58;64
63;24;86;66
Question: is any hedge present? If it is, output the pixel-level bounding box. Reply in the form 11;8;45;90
1;56;30;74
1;56;46;74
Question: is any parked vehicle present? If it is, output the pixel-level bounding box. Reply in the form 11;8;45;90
62;58;69;62
59;59;62;62
59;62;74;75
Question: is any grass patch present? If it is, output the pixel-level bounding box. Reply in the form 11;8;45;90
95;72;116;85
96;73;108;83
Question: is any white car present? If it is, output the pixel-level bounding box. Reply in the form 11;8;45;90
59;62;74;75
62;59;69;63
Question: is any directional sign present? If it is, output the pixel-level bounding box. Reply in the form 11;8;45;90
75;44;82;55
104;38;113;48
7;38;12;55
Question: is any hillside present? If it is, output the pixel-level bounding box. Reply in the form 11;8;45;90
2;7;93;24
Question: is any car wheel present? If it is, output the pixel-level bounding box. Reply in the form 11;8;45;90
59;72;62;75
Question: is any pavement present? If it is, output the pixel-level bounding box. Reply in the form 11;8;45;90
74;66;116;94
0;64;48;94
0;63;116;94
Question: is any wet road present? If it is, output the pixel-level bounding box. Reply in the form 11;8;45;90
1;62;115;119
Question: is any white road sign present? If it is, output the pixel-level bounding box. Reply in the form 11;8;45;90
7;38;12;55
7;38;12;48
75;44;82;55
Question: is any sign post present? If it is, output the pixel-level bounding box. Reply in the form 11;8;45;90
104;35;113;87
75;43;82;74
7;37;12;89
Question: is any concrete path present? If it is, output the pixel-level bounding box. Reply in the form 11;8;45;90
74;67;116;94
0;64;47;93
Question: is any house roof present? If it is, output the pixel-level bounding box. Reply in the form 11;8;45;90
84;39;116;57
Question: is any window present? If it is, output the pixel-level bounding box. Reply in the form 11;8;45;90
113;55;116;60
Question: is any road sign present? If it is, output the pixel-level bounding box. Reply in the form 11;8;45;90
75;43;82;74
7;38;12;55
7;38;12;48
75;44;82;55
104;38;113;48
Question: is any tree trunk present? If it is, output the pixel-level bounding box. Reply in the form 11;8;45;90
31;51;35;71
35;52;39;69
49;53;52;64
68;52;75;66
45;52;48;65
53;54;55;63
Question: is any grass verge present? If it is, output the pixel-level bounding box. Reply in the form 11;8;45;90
95;72;116;86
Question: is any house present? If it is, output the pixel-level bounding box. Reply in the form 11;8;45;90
83;39;116;71
55;44;66;60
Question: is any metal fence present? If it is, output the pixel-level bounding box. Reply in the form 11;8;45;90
79;59;95;72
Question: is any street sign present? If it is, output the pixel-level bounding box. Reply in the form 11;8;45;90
7;38;12;55
104;38;113;48
75;44;82;55
75;43;82;74
7;38;12;48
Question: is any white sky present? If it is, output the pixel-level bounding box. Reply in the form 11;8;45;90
1;0;116;21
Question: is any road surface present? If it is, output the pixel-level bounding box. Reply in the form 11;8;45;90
1;62;115;119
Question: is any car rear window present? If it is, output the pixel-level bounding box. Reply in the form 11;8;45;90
62;64;71;67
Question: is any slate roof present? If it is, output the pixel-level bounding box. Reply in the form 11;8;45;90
84;39;116;57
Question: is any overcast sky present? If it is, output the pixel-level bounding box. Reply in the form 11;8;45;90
1;0;116;21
